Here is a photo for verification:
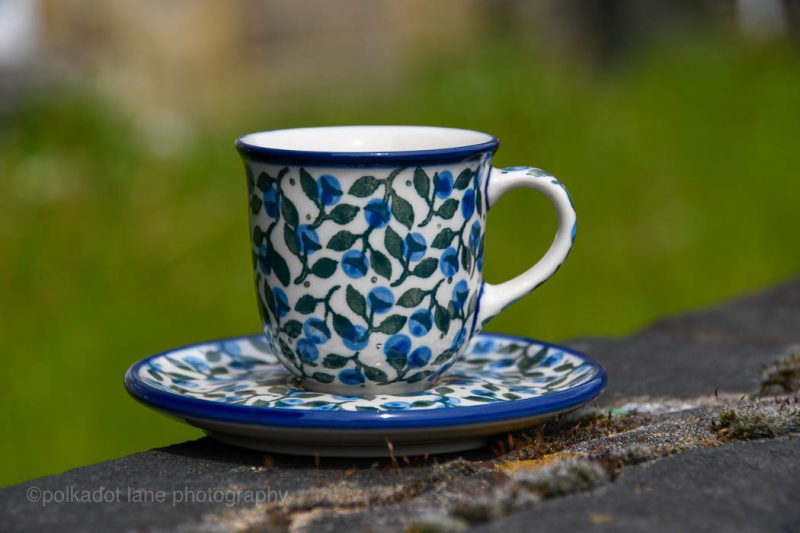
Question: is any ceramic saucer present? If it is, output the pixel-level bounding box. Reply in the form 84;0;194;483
125;333;606;457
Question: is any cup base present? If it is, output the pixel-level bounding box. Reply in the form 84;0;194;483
299;376;438;396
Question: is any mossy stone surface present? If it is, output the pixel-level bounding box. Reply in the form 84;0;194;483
2;278;799;532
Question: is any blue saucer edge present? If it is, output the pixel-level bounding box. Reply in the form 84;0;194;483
124;332;607;431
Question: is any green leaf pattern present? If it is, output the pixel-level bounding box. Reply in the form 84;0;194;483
247;156;494;388
139;334;599;410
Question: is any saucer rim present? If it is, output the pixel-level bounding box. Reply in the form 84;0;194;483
124;332;607;430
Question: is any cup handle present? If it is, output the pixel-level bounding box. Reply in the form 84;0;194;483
474;166;577;330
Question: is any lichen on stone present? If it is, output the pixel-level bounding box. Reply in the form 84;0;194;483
405;511;467;533
220;395;799;532
760;348;800;395
509;457;610;497
443;457;609;526
713;398;800;440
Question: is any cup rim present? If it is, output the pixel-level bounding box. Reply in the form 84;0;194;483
235;125;499;166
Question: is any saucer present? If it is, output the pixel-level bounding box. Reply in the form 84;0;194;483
125;333;606;457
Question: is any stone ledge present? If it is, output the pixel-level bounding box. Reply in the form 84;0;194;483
2;277;799;532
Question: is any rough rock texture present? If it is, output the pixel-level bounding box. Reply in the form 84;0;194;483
571;277;800;403
2;277;799;532
471;437;800;533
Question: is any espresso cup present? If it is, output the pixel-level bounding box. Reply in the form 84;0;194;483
236;126;576;394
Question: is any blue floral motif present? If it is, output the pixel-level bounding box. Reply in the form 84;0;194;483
139;335;600;411
342;324;369;351
384;334;411;363
469;221;481;251
272;287;290;317
542;351;564;367
403;232;427;262
296;225;321;254
451;327;467;351
408;309;433;337
364;199;391;228
408;346;432;368
452;280;469;311
263;186;280;218
382;401;411;410
276;398;305;406
248;161;500;389
489;358;515;369
228;352;257;370
222;340;242;355
341;250;369;278
472;339;496;354
461;189;476;219
440;247;459;277
304;317;330;344
434;170;453;199
185;356;210;373
296;339;319;363
367;287;395;314
317;174;342;206
339;368;365;385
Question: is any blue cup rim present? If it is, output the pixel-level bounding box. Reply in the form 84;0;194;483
235;125;500;166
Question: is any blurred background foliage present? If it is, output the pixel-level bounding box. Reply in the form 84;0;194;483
1;0;799;486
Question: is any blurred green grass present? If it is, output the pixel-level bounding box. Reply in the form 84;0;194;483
1;34;799;486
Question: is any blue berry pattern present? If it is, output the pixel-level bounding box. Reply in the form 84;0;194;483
137;334;600;411
245;157;492;389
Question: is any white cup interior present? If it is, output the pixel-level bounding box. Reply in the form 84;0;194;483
238;126;495;153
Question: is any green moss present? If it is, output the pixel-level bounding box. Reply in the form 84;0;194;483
714;400;800;440
449;501;502;525
760;352;800;395
717;409;739;427
406;514;466;533
511;458;610;498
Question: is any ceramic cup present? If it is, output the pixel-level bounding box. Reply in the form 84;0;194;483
236;126;576;394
